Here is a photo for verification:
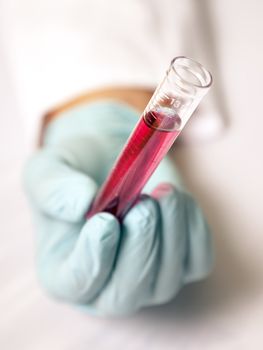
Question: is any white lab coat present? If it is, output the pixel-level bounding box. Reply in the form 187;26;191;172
0;0;237;150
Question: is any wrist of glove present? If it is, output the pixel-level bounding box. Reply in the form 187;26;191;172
24;101;213;316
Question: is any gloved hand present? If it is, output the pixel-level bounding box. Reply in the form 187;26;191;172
24;102;213;316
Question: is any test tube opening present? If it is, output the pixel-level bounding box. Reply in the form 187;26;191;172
144;57;212;132
169;56;212;95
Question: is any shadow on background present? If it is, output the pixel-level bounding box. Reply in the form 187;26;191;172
141;217;259;325
138;159;260;325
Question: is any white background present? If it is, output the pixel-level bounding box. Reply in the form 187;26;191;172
0;1;263;349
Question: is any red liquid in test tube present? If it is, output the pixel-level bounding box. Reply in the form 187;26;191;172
87;108;181;219
87;56;212;220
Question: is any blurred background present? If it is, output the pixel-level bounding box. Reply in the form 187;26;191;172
0;0;263;349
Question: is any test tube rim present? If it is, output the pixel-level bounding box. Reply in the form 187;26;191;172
170;56;213;90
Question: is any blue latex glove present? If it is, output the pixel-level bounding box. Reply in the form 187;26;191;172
24;102;213;316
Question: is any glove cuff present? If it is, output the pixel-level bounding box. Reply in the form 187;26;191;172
43;100;140;147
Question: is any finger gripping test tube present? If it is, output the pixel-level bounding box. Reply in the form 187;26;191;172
87;57;212;220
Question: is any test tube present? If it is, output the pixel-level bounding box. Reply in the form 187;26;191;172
87;56;212;220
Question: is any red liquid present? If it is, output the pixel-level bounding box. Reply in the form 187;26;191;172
87;109;181;219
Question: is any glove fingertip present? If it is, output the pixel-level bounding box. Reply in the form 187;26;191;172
123;196;159;231
85;212;120;243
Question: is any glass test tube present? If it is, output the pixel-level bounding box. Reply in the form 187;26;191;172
87;56;212;220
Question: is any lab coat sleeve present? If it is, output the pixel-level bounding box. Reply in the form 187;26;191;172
1;0;222;151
